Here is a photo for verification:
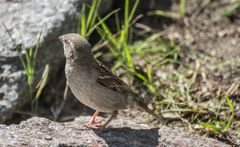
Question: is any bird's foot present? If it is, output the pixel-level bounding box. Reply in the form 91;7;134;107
82;111;103;128
83;117;103;128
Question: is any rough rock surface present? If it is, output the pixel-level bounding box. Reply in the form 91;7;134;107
0;0;111;122
0;116;230;147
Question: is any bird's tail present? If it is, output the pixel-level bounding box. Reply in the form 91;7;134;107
136;100;163;121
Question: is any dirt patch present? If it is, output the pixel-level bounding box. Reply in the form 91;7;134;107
133;0;240;145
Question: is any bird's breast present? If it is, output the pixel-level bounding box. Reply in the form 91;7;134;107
66;63;94;101
65;62;127;112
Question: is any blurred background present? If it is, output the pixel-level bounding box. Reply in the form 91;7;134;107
0;0;239;145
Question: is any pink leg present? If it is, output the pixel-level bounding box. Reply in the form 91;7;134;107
83;111;102;128
101;111;118;128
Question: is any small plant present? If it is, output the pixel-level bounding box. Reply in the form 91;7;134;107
78;0;119;38
222;1;240;16
3;22;48;114
32;64;49;114
96;0;182;94
199;95;234;134
97;0;143;84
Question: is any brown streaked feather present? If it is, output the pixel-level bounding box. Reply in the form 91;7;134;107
94;60;133;94
93;59;163;120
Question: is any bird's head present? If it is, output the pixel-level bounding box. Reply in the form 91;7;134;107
59;33;91;60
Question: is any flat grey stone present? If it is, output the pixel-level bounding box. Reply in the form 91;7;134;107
0;116;230;147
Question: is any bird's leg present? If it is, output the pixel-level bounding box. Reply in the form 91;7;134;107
100;111;118;128
83;111;102;128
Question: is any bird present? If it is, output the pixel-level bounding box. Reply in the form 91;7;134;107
59;33;163;128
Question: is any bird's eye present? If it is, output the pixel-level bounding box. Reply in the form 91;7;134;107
64;39;70;44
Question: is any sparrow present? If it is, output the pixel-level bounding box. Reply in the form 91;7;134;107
59;33;163;128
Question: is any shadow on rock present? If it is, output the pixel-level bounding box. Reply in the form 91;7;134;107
93;127;159;146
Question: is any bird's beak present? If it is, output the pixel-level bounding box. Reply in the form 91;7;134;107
58;36;64;43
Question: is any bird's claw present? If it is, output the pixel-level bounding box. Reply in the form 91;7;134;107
83;119;103;128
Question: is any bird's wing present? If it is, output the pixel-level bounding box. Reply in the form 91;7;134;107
94;60;163;120
94;60;133;94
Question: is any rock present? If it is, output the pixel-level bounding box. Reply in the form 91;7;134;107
0;0;112;122
0;116;230;146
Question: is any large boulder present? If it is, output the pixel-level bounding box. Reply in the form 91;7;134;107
0;116;230;146
0;0;111;122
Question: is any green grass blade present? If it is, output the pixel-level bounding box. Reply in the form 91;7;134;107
32;64;49;114
98;21;118;48
223;95;234;132
112;57;124;71
19;56;27;72
1;21;18;47
180;0;186;17
29;47;33;59
34;64;49;101
77;10;82;34
124;0;129;41
86;8;120;37
114;13;120;31
133;71;156;93
86;0;100;31
33;25;43;69
2;21;28;71
129;0;139;22
96;27;118;56
80;3;86;36
199;122;221;133
119;30;125;46
24;48;31;72
88;1;101;32
222;2;240;16
148;10;179;18
123;43;134;68
146;64;152;82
